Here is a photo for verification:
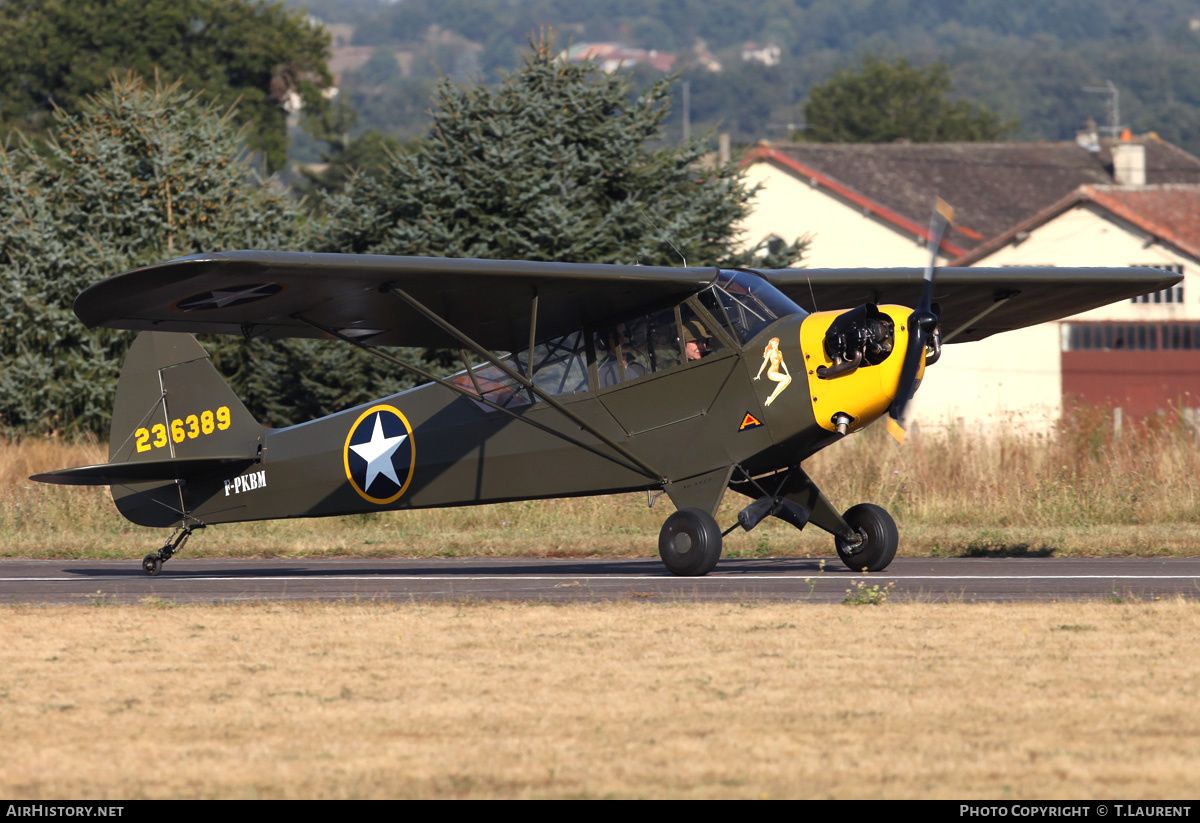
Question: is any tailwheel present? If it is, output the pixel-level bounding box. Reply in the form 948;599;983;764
140;524;203;576
658;508;722;577
834;503;898;572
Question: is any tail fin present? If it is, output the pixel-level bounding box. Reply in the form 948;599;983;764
101;332;264;526
108;332;262;465
31;333;265;526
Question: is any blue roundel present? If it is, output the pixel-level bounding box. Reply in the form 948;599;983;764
343;405;416;504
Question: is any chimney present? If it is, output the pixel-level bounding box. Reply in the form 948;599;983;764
1112;130;1146;186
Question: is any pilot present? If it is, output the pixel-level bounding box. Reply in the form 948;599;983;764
682;318;711;360
597;325;645;387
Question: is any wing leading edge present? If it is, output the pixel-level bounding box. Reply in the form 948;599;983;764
763;267;1180;343
75;251;719;350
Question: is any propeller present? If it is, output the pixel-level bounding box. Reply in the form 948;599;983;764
886;198;955;444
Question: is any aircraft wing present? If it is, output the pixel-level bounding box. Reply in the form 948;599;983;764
763;267;1181;343
74;251;718;350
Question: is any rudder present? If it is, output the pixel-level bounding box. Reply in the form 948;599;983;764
108;332;264;526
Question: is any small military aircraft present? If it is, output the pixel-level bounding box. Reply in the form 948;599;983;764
33;204;1177;576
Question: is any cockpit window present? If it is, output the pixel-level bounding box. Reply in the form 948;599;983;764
449;275;801;411
710;269;807;343
450;355;531;409
596;308;681;387
520;331;590;397
680;301;725;362
450;331;588;410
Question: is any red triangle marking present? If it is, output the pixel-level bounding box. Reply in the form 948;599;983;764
739;413;762;431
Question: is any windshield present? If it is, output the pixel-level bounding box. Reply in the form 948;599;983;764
709;270;807;343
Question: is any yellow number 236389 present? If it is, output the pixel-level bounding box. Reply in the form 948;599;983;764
134;406;231;453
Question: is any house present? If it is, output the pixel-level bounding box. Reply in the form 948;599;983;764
741;42;781;67
691;38;723;73
739;136;1200;432
948;182;1200;426
561;43;676;74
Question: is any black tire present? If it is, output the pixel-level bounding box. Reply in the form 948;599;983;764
142;554;162;576
658;508;723;576
834;503;898;572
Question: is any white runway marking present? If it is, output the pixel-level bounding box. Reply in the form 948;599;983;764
6;574;1200;583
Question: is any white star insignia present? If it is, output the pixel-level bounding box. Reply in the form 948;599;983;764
181;285;277;310
204;285;275;307
349;413;408;492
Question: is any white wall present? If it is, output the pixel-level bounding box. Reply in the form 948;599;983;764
912;203;1200;434
910;325;1062;435
980;204;1199;323
740;161;951;268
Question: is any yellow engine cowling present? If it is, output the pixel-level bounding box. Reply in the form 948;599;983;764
798;305;923;435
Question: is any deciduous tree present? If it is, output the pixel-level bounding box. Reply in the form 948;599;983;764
0;0;332;173
802;55;1016;143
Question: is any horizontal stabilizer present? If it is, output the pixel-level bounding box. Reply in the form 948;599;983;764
31;456;257;487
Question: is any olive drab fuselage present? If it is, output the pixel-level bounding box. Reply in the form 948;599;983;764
108;289;917;532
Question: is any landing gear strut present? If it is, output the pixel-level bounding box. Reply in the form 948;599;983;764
727;466;900;573
142;524;203;576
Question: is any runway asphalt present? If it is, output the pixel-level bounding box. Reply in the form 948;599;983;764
2;556;1199;605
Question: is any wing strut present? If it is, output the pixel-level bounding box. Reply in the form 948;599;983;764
380;284;666;480
293;314;664;483
526;289;538;380
941;291;1019;344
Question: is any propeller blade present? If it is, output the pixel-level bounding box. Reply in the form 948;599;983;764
917;198;955;315
887;198;955;441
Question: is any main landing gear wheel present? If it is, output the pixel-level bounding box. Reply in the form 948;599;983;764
835;503;899;572
142;554;163;576
658;508;723;576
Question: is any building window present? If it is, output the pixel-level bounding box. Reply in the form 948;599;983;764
1162;324;1200;350
1062;322;1200;351
1130;264;1184;303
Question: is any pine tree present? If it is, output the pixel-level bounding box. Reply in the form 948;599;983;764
0;74;309;435
317;32;806;270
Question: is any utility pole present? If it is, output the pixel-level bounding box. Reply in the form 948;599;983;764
682;80;690;141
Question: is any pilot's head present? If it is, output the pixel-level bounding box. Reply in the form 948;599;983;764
598;325;632;355
682;319;710;360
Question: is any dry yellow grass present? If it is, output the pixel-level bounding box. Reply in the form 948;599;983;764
4;424;1199;560
1;599;1198;799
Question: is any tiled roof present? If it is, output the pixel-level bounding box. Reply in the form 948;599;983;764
954;184;1200;265
742;138;1200;252
1087;185;1200;260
